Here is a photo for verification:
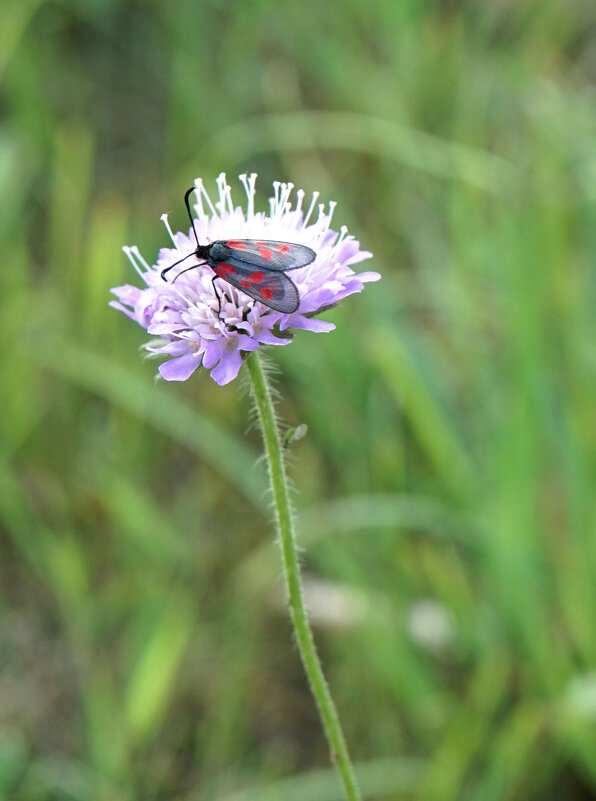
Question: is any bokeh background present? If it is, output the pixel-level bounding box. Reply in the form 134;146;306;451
2;1;596;799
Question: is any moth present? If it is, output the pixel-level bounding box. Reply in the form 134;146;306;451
161;187;316;314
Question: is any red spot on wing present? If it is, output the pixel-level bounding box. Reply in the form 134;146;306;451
214;262;235;276
276;244;291;253
257;246;273;260
249;271;265;283
260;287;274;301
239;280;251;288
226;240;247;249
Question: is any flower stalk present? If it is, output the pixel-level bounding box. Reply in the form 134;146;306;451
246;350;361;801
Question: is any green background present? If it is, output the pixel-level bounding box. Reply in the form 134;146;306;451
2;1;596;799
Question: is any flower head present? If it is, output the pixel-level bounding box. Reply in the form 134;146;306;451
110;173;380;385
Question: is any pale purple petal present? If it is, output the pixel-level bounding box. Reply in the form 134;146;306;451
287;316;336;333
148;323;184;335
203;339;224;369
134;291;161;327
109;300;139;323
255;329;293;346
346;250;374;265
210;350;244;386
355;270;382;282
111;284;143;305
149;339;192;356
152;310;186;325
335;240;361;263
235;321;254;336
159;352;202;381
235;335;259;352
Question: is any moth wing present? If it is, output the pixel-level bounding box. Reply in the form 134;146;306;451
222;240;316;271
213;258;300;314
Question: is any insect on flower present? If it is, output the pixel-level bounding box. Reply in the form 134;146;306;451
111;173;380;385
160;188;316;314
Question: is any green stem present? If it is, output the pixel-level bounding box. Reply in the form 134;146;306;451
246;351;361;801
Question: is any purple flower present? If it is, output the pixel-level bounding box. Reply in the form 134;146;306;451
110;173;380;386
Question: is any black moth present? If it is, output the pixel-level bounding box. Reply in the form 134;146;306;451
161;187;316;314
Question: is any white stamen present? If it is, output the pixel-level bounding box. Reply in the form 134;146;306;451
278;183;294;218
317;201;337;243
336;225;349;247
224;176;235;215
216;172;233;216
226;184;234;215
130;246;152;272
239;172;257;219
122;246;146;280
303;191;319;228
195;178;216;218
276;183;286;217
160;213;178;247
272;181;281;216
327;201;337;226
192;181;205;219
295;189;305;216
169;277;199;306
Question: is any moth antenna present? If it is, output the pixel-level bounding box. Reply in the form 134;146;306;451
184;187;201;248
160;250;196;281
171;260;207;283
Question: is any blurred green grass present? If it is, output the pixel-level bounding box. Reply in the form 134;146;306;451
2;0;596;799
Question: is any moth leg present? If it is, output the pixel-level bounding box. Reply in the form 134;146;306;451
211;275;222;316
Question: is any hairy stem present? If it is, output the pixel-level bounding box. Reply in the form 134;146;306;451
246;351;361;801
